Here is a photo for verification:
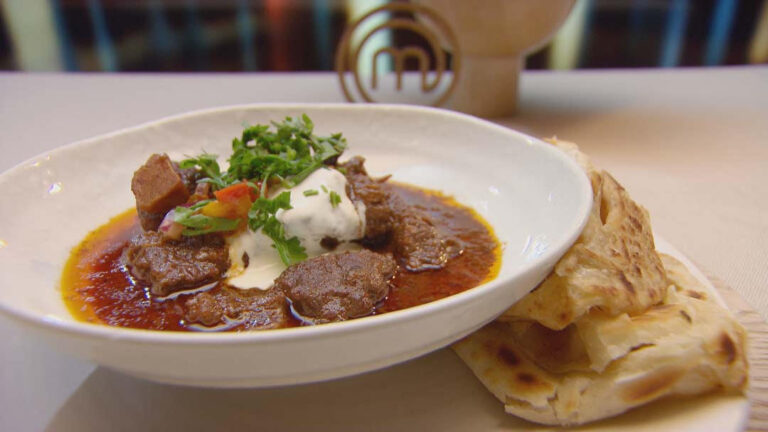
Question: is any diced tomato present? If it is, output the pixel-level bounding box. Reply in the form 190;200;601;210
214;182;253;203
202;181;256;221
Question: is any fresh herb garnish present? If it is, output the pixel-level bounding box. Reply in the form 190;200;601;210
189;199;213;210
329;191;341;208
176;115;347;266
302;189;319;197
173;206;240;236
248;191;307;266
178;154;229;190
320;185;328;193
180;114;346;192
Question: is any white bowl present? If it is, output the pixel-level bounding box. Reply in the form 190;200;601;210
0;104;591;387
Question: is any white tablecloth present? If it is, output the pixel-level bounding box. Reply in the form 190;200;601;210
1;67;766;431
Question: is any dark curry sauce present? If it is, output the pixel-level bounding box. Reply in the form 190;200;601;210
62;183;500;331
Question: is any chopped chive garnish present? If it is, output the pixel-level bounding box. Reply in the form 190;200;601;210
329;191;341;208
303;189;319;197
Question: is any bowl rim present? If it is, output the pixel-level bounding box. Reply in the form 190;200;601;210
0;103;593;345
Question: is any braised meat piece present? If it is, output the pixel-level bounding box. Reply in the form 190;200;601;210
188;182;213;204
176;164;202;195
185;287;290;330
341;156;460;271
274;250;396;323
341;156;394;245
131;154;192;230
123;231;230;296
135;208;166;234
393;210;455;271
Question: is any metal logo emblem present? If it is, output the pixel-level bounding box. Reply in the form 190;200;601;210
335;2;461;107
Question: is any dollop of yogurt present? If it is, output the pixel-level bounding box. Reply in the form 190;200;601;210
226;168;366;289
277;168;366;255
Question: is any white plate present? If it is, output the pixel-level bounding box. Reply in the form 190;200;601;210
0;104;592;387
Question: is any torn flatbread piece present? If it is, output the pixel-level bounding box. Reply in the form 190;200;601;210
454;139;748;426
454;255;748;426
501;139;668;330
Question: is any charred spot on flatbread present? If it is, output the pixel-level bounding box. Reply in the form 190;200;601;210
515;372;543;387
618;272;636;294
719;332;737;364
497;346;520;366
679;310;693;323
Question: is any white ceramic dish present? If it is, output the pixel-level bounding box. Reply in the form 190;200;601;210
2;239;745;432
98;240;742;432
0;104;592;387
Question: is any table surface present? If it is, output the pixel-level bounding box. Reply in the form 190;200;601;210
1;67;767;431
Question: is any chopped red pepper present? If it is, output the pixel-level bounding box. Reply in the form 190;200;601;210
214;181;258;203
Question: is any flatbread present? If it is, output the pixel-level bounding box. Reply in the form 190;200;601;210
573;254;718;372
500;139;668;330
454;139;748;425
453;254;748;426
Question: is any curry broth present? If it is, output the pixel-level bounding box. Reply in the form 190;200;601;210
62;184;501;331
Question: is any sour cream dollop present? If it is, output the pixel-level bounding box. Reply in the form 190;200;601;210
226;168;366;289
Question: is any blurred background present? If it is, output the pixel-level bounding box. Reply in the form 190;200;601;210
1;0;766;73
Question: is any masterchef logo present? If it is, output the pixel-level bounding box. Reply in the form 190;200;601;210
335;2;461;107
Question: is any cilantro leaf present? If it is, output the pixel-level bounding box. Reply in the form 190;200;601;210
273;233;308;266
173;206;240;236
226;115;346;188
188;199;213;210
262;217;307;266
248;191;307;266
179;153;229;190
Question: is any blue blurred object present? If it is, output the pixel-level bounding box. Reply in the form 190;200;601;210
659;0;689;67
705;0;739;65
51;0;78;70
86;0;118;71
313;0;333;70
184;0;207;70
237;0;257;70
148;0;177;60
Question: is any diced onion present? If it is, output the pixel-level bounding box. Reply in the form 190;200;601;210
159;209;184;240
